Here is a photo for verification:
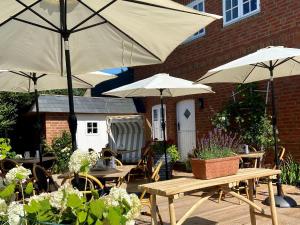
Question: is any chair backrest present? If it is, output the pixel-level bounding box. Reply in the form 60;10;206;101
42;152;57;171
62;173;104;192
33;165;58;193
0;159;18;174
273;146;286;169
140;161;163;200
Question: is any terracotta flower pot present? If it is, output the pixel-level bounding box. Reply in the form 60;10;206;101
190;156;240;179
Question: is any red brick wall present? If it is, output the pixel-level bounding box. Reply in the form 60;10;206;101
133;0;300;161
45;113;69;144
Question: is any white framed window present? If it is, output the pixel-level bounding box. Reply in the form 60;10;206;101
186;0;205;41
223;0;260;26
86;122;98;135
152;104;167;141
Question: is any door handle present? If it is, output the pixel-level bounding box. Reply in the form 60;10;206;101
177;122;180;131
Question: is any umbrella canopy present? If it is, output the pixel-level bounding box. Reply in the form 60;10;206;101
0;0;220;150
104;73;214;180
196;46;300;84
104;73;214;97
0;1;221;74
196;46;299;207
0;70;116;92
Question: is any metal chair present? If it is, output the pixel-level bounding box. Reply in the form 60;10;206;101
0;159;19;174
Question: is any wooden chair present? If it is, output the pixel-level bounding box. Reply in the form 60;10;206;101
0;159;19;175
262;146;286;169
62;173;105;195
41;152;57;172
32;165;59;193
138;161;163;225
127;142;152;182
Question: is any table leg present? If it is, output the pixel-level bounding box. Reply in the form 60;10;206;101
150;194;158;225
168;197;177;225
248;179;256;225
267;177;279;225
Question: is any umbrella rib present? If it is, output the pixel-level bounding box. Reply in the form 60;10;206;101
36;74;47;80
9;71;31;79
71;75;93;88
242;64;258;83
273;57;293;68
123;0;213;17
290;58;300;64
77;0;162;62
0;0;41;27
72;21;107;33
70;0;116;32
196;70;221;83
13;18;60;33
16;0;61;32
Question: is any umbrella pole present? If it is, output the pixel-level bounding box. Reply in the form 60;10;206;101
263;62;297;208
60;0;77;151
33;74;43;165
159;89;169;180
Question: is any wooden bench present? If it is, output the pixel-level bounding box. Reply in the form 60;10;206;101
139;168;281;225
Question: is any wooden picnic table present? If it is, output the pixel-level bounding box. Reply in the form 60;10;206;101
139;168;281;225
60;165;135;187
239;151;265;168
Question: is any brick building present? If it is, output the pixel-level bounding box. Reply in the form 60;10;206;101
133;0;300;161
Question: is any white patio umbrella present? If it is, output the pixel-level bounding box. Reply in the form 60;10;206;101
0;70;115;164
104;73;214;179
0;0;221;150
196;46;299;207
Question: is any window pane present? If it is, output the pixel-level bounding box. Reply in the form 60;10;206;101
153;109;158;121
233;7;238;19
225;0;231;10
87;123;92;128
87;128;92;133
226;10;232;22
93;122;97;128
232;0;238;7
198;2;204;11
243;2;250;14
93;128;98;133
251;0;257;11
193;5;197;10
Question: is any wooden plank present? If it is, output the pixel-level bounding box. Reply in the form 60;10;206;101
139;169;281;196
248;179;256;225
168;197;176;225
267;177;279;225
151;195;158;225
239;152;265;158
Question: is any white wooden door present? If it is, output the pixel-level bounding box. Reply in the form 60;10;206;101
176;99;196;160
152;104;166;141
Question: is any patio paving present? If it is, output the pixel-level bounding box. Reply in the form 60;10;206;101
129;171;300;225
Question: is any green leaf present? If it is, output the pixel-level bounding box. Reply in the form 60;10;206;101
91;190;99;199
107;207;121;225
67;193;82;208
0;183;15;199
87;215;95;225
77;211;87;223
95;220;103;225
89;199;104;219
25;182;34;195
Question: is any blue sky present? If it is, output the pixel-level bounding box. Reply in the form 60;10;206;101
102;67;128;75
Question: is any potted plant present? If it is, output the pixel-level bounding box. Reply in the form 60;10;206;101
151;141;180;180
190;129;242;179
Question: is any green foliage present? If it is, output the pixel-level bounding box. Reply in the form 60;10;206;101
41;88;86;97
45;131;72;173
212;83;274;150
280;154;300;186
0;138;12;159
192;129;241;160
0;183;16;200
151;141;181;163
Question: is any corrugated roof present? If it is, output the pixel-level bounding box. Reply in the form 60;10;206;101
30;95;137;114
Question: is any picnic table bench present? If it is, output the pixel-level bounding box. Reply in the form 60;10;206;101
139;168;281;225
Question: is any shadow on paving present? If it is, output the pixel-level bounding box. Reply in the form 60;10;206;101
135;216;217;225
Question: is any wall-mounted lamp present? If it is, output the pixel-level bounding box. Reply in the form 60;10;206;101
198;98;204;109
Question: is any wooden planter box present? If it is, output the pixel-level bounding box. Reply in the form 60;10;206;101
190;156;240;179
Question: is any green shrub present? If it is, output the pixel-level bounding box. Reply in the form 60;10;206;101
280;154;300;186
45;131;72;173
151;141;180;163
0;138;15;159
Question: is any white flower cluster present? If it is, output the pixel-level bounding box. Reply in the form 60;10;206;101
26;183;82;211
104;187;141;224
0;199;7;216
68;149;98;173
5;166;31;184
7;201;24;225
